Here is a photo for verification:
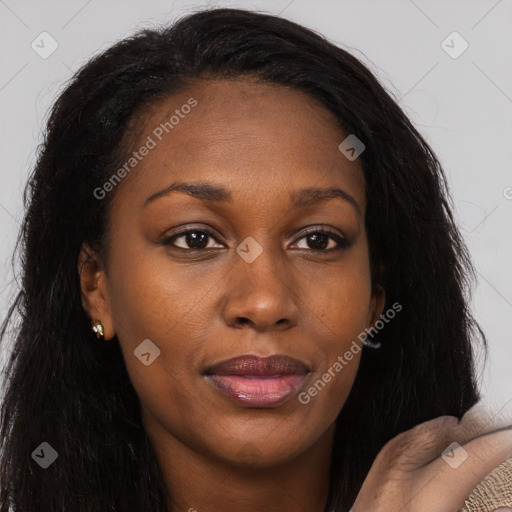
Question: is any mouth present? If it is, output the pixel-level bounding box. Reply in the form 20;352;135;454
203;354;310;408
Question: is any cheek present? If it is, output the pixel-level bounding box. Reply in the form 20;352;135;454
106;257;208;437
107;239;217;343
104;243;215;405
313;253;373;341
302;254;371;406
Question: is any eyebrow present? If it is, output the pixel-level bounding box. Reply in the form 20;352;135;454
143;181;361;216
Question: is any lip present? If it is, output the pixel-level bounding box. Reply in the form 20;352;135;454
203;354;310;408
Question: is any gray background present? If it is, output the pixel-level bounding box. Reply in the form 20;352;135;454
1;0;511;421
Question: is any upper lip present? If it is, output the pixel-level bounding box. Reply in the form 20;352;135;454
203;354;310;377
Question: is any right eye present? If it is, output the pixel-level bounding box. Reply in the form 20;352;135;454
161;228;224;251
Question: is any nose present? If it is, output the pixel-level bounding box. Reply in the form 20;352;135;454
221;246;299;332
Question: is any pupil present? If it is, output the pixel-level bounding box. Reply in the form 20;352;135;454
187;231;208;249
309;233;328;250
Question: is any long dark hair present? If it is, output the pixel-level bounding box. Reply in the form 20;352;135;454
0;8;484;511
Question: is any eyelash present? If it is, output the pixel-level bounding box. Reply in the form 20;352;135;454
161;226;351;252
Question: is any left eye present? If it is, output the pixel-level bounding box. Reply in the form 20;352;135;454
292;229;349;251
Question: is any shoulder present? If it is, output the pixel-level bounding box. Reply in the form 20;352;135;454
459;455;512;511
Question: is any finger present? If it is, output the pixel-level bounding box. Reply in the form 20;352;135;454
375;416;460;471
424;425;512;508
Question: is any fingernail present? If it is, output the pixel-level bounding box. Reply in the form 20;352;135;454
445;416;459;426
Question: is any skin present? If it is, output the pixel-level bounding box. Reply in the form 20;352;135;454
78;78;512;511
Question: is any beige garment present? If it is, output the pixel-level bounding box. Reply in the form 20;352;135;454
459;456;512;511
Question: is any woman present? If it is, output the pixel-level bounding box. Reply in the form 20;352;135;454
0;7;510;512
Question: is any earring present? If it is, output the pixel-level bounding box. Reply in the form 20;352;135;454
362;333;381;349
92;320;105;340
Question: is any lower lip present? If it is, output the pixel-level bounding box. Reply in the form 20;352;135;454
205;374;306;407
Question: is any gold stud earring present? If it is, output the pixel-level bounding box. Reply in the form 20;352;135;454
92;320;105;340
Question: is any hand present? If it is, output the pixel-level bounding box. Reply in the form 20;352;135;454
350;415;512;512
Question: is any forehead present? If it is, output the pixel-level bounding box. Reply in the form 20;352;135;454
111;78;366;213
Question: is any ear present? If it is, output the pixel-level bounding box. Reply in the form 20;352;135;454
77;243;115;340
367;284;386;329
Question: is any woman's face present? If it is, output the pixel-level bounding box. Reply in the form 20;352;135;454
81;78;385;468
